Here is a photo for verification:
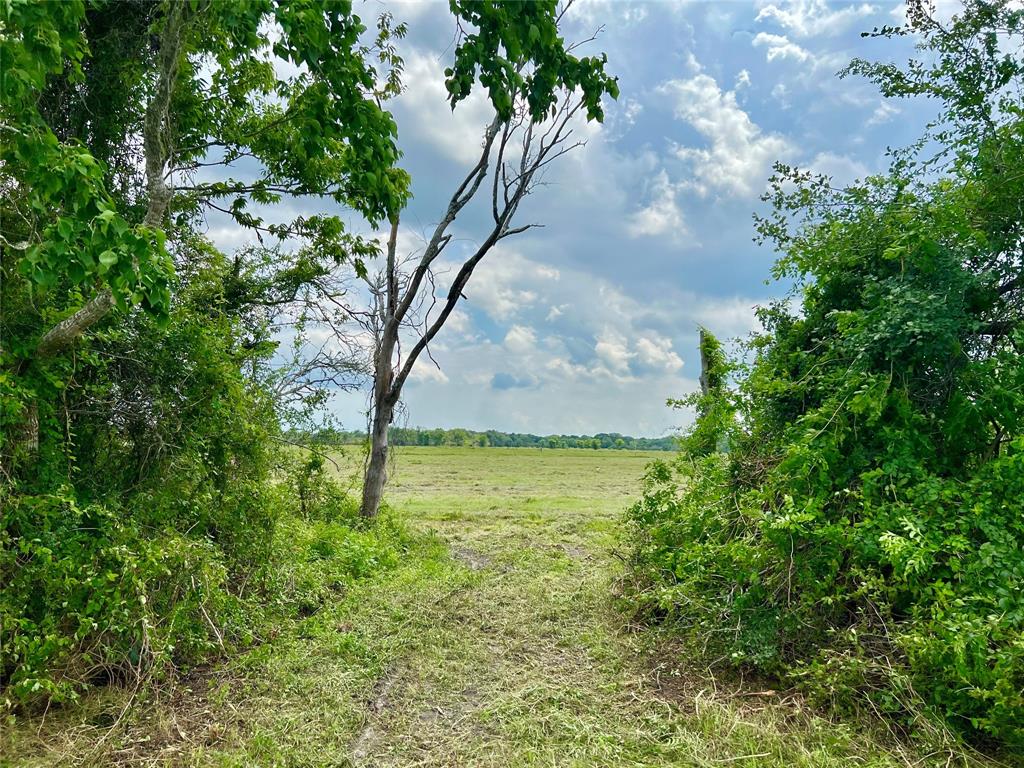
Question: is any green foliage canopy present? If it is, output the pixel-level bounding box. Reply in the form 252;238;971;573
446;0;618;121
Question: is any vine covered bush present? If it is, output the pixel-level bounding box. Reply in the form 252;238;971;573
626;0;1024;750
0;250;402;708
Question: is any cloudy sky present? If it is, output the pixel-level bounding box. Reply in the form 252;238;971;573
216;1;942;437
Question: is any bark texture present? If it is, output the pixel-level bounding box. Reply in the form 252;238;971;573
698;328;711;397
31;0;185;364
360;397;393;519
360;220;400;518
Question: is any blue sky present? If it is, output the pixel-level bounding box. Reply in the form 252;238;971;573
214;1;945;437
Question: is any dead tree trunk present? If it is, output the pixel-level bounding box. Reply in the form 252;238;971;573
361;326;397;517
360;219;400;518
361;391;394;519
357;95;588;517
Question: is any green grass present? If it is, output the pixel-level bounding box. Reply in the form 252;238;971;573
5;447;1002;767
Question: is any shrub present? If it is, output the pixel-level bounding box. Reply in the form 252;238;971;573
0;252;398;712
1;469;401;711
627;439;1024;746
0;489;249;706
626;90;1024;748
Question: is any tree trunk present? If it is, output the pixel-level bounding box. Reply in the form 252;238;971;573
34;289;116;359
360;396;392;518
360;218;401;519
698;328;711;397
11;1;188;457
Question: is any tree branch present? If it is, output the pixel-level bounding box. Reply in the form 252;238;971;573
390;115;503;329
388;94;588;398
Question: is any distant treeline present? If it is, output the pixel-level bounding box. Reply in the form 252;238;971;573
297;427;678;451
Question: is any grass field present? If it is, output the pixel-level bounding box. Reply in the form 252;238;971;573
7;447;995;767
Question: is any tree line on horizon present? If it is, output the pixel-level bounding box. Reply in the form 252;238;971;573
298;426;678;451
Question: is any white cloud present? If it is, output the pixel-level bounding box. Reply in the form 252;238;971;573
446;308;472;335
771;82;792;109
504;324;538;354
620;98;644;126
442;248;764;385
809;151;871;186
662;73;795;198
445;249;558;321
387;1;441;24
396;49;494;165
750;31;846;72
753;32;813;62
627;169;688;239
595;330;634;375
691;296;763;339
636;336;684;373
328;244;774;435
735;69;752;90
565;0;649;27
408;362;450;384
866;100;900;126
206;224;259;253
705;4;738;36
546;304;567;322
756;0;877;37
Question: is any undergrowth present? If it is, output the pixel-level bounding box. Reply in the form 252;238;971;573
624;184;1024;753
1;452;405;717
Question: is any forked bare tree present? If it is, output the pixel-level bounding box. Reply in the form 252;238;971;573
359;90;597;517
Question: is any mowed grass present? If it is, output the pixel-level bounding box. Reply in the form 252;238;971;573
7;447;998;767
360;446;653;552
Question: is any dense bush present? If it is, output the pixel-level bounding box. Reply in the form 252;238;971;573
629;437;1024;745
0;246;402;709
1;470;402;710
626;0;1024;750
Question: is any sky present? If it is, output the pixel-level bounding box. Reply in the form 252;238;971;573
212;0;945;438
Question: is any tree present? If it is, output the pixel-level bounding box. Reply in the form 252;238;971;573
0;0;414;706
356;2;617;517
2;0;408;456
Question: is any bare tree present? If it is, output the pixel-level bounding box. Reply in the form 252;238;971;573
222;245;370;428
358;90;591;518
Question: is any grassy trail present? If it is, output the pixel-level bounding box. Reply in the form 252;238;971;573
9;448;985;766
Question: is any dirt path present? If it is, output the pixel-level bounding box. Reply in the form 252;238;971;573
342;502;689;766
